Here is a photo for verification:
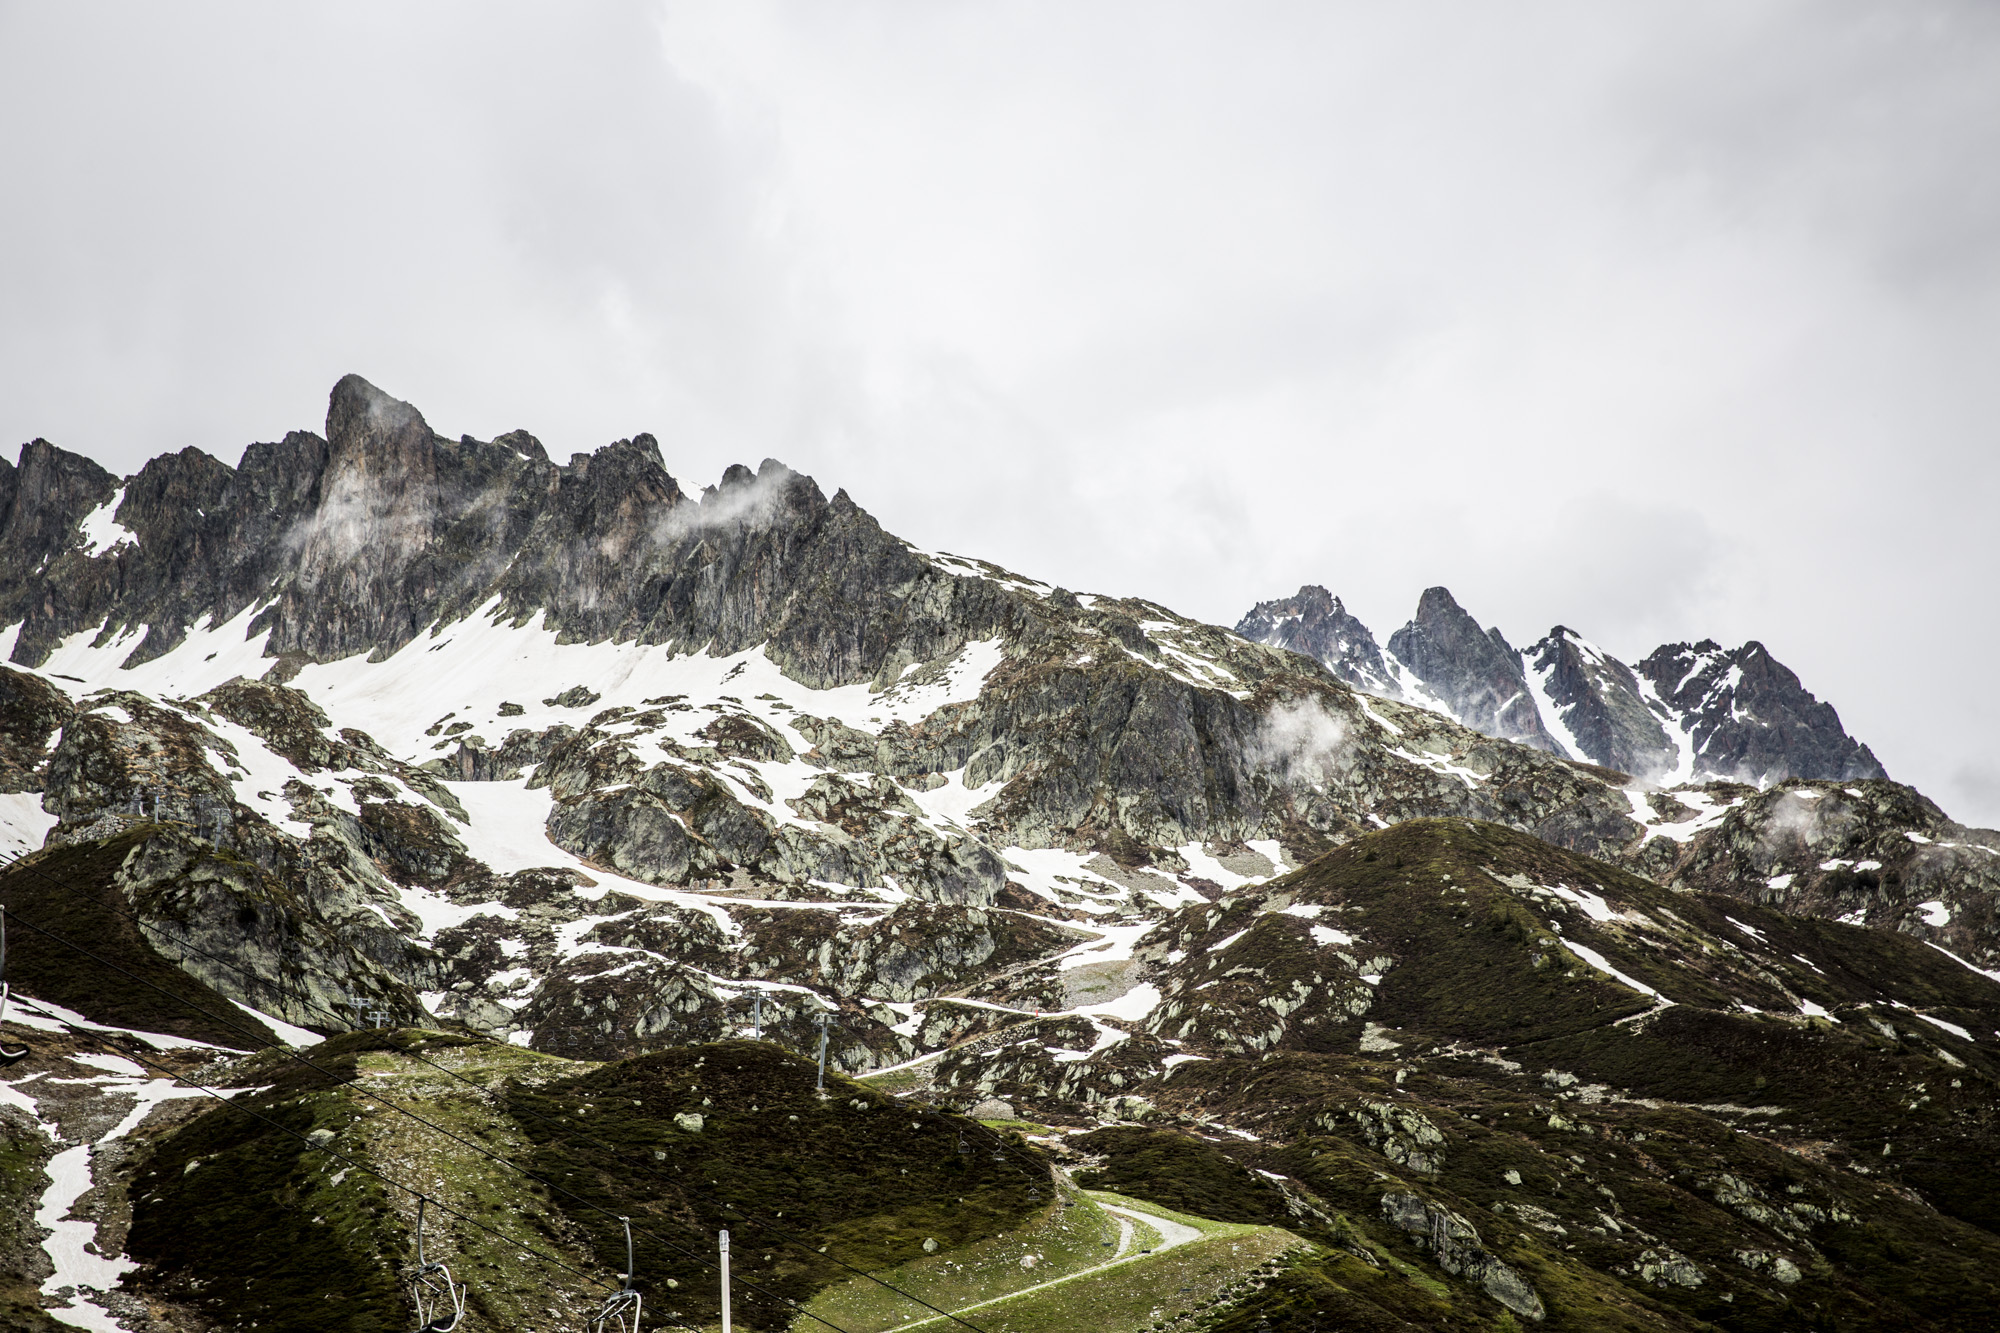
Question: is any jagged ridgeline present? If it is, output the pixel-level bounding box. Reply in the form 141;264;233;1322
1235;584;1886;785
0;377;1997;1332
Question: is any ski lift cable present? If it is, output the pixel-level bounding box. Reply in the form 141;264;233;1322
6;944;721;1333
0;903;857;1333
0;851;1007;1333
4;989;619;1294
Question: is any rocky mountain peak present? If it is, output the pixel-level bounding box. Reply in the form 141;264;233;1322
326;371;428;446
1636;638;1885;784
1237;585;1887;787
1386;587;1558;751
1521;624;1674;780
1232;583;1397;695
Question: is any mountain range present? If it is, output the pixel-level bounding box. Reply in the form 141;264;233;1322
0;377;1995;1333
1235;585;1885;786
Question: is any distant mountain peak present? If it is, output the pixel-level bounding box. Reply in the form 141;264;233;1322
1233;584;1396;696
1237;585;1885;786
1386;586;1559;752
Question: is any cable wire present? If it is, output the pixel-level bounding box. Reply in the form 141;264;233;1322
3;842;1013;1331
0;899;854;1333
0;991;677;1320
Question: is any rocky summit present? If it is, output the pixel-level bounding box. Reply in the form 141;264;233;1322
0;379;1994;1333
1237;585;1887;786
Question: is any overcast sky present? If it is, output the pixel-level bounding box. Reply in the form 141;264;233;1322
3;2;1997;823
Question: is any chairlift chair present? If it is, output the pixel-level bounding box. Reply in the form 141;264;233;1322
408;1198;468;1332
0;910;29;1065
584;1216;642;1333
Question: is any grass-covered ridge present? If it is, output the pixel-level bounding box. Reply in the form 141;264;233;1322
0;828;280;1047
509;1038;1052;1330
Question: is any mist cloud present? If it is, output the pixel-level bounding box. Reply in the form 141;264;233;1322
1250;698;1352;789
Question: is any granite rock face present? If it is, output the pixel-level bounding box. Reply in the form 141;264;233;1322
0;376;1015;694
1233;585;1398;695
1238;586;1886;786
1635;639;1886;785
0;665;72;793
1666;779;2000;971
1385;587;1560;751
1522;626;1676;779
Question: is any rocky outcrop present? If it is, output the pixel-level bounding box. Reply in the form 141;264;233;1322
1380;1191;1545;1319
1667;779;2000;970
1636;640;1886;784
0;665;72;792
1522;626;1675;778
1234;585;1398;694
1384;588;1558;750
27;687;449;1026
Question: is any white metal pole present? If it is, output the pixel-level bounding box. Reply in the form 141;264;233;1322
719;1228;731;1333
816;1012;829;1091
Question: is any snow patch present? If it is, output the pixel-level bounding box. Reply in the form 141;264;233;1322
77;487;137;557
0;791;56;857
1557;934;1663;999
1915;1012;1973;1041
1548;884;1616;923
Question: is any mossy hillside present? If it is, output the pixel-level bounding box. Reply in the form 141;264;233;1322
1073;1113;1685;1333
1263;821;1712;1043
1266;820;2000;1042
1084;1047;2000;1332
0;829;280;1047
216;1024;483;1098
342;1036;625;1333
1656;894;2000;1068
0;1110;63;1333
128;1028;629;1333
1189;821;2000;1239
125;1072;409;1332
1073;1127;1295;1225
509;1039;1051;1330
801;1191;1126;1329
822;1193;1304;1333
1516;1004;2000;1235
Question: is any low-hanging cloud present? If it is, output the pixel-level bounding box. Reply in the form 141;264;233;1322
1250;697;1352;789
652;464;798;545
